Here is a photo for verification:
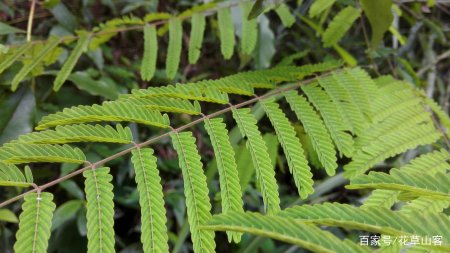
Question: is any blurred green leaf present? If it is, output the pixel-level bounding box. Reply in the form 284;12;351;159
0;86;35;145
0;22;25;35
254;15;275;69
51;200;83;231
0;209;18;223
360;0;393;49
67;71;119;99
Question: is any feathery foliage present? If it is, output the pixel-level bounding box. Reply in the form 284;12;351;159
188;12;206;64
0;43;32;75
240;2;258;55
301;82;354;161
309;0;337;18
14;192;56;253
322;6;360;47
15;124;133;144
166;18;183;79
0;62;448;252
11;37;60;91
140;25;158;81
131;148;169;253
284;91;338;175
203;118;243;243
203;211;371;253
279;203;450;250
0;143;85;164
217;7;235;59
83;167;115;253
232;108;280;215
347;169;450;201
0;162;30;187
36;101;170;130
261;98;314;199
53;33;90;91
170;131;216;253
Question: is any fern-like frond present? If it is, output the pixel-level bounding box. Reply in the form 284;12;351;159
399;149;450;175
36;101;170;130
241;2;258;55
232;108;280;215
15;124;133;144
166;18;182;79
322;6;360;47
131;84;229;104
0;43;32;75
279;202;450;250
202;211;370;253
204;118;243;243
11;37;60;91
284;91;338;175
83;167;115;253
0;162;30;187
275;4;295;27
361;189;398;209
188;12;206;64
14;192;56;253
344;122;442;177
425;96;450;138
362;150;450;209
0;143;85;164
261;98;314;199
140;25;158;81
170;131;216;253
400;196;449;215
119;96;202;115
347;169;450;201
317;74;367;136
301;82;354;158
353;104;431;150
370;80;422;122
309;0;337;18
217;7;235;59
130;148;169;253
53;33;90;91
344;68;379;116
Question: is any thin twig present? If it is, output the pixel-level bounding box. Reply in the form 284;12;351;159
26;0;37;42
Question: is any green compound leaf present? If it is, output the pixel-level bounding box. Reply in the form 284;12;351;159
16;124;133;144
140;25;158;81
36;101;170;130
0;143;86;164
166;18;182;79
261;98;314;199
170;131;216;253
14;192;56;253
284;91;337;175
204;118;243;243
241;2;258;55
322;6;360;47
12;37;60;91
217;7;235;59
202;211;370;253
232;108;280;215
188;12;206;64
53;33;90;91
83;167;115;253
131;148;169;253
